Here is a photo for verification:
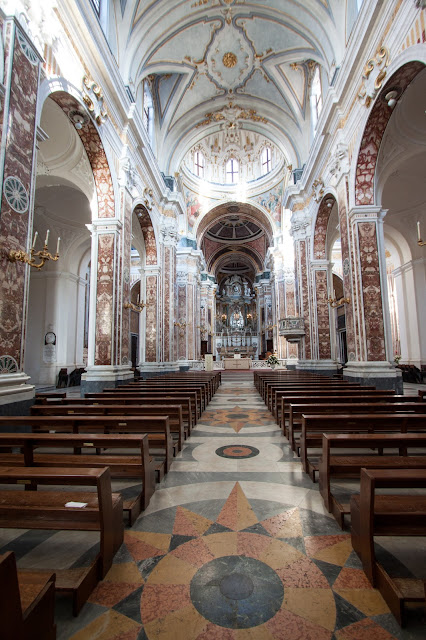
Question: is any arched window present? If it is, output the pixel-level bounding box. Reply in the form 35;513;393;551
90;0;100;14
194;151;205;178
261;147;272;175
311;65;323;132
225;158;239;184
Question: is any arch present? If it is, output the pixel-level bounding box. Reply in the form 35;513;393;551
196;201;275;247
133;204;158;265
313;193;338;260
209;247;264;277
354;56;426;206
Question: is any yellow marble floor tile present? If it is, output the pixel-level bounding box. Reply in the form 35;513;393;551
69;610;140;640
312;538;353;566
126;530;171;553
284;587;337;631
333;588;390;616
103;562;144;584
148;553;198;585
143;604;207;640
260;538;303;570
203;531;238;557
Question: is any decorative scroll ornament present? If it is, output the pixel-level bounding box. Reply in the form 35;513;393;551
312;178;325;202
196;102;267;129
358;46;390;108
143;187;154;211
82;75;108;125
328;143;349;181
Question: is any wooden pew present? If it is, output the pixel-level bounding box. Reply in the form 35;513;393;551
0;551;56;640
288;400;426;451
267;383;374;415
0;466;123;615
40;395;194;433
0;432;155;524
86;390;199;422
0;415;173;476
31;403;185;451
125;381;208;412
351;468;426;626
300;413;426;480
318;432;426;526
278;390;399;431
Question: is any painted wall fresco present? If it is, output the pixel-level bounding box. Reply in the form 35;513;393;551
145;275;158;362
186;190;203;230
95;233;115;365
315;270;331;359
254;183;282;227
0;23;39;369
135;206;158;265
355;62;424;206
357;222;386;361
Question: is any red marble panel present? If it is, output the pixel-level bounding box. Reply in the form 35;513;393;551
355;62;424;206
95;233;115;365
178;284;186;360
50;92;115;218
285;280;296;317
300;241;311;359
145;275;157;362
135;206;157;265
188;284;194;360
163;246;171;361
315;270;331;359
0;24;39;368
357;222;386;361
337;189;356;358
278;281;285;319
120;193;132;365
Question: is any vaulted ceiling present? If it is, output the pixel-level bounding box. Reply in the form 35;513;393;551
114;0;347;173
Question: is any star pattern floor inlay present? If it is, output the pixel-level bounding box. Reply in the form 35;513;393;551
1;371;425;639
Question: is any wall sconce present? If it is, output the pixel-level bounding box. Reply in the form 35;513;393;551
382;87;402;109
8;230;60;270
328;291;350;308
124;296;149;313
247;313;252;321
417;221;426;246
174;321;188;330
265;323;276;331
221;314;227;322
68;109;89;130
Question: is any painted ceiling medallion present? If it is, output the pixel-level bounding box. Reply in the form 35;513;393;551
3;176;29;213
223;52;237;68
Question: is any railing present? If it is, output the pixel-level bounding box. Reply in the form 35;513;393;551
278;317;305;342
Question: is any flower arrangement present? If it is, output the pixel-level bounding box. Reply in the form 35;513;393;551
394;354;401;364
267;354;279;366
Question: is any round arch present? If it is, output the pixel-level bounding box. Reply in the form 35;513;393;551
196;201;275;247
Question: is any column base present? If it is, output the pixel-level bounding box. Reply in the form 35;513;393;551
343;361;403;393
137;362;180;377
80;365;134;395
296;360;340;377
0;372;35;415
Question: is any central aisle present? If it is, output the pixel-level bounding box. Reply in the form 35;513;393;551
61;372;418;640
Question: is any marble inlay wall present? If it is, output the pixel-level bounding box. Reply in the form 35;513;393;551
355;62;424;206
95;233;115;365
145;274;158;362
299;241;311;359
315;270;332;359
163;246;172;361
0;22;40;369
337;185;356;360
313;199;333;260
177;281;187;360
357;221;386;361
120;193;133;365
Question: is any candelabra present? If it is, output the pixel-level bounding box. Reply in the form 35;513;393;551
8;230;60;270
174;321;188;330
265;323;276;331
124;296;150;313
328;295;350;308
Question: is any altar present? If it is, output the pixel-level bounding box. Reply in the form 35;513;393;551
224;358;251;370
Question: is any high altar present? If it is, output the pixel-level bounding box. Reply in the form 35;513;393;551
214;275;258;360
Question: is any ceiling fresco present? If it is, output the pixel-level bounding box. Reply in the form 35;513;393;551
115;0;346;173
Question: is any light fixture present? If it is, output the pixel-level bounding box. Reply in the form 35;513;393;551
417;221;426;246
124;295;150;312
328;290;350;308
8;230;60;270
383;87;402;109
68;109;89;130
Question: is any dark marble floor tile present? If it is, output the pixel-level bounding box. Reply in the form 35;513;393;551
280;536;306;554
312;558;343;587
374;543;415;579
113;585;144;623
133;506;178;532
119;483;143;500
138;555;165;580
204;522;233;535
0;529;56;560
55;599;108;640
372;612;426;640
169;534;195;551
241;522;271;537
299;507;344;536
333;591;366;630
178;444;199;461
69;542;100;569
344;549;364;570
251;498;296;521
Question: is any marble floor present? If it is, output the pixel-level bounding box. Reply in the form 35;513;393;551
1;372;426;639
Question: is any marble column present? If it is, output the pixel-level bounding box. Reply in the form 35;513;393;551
160;225;178;366
0;20;41;410
175;249;203;364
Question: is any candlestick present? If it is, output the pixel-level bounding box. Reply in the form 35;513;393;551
32;231;38;249
45;229;50;246
418;221;421;242
56;237;60;255
137;294;140;304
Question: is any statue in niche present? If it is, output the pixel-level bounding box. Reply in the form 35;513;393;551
230;305;244;330
224;274;243;297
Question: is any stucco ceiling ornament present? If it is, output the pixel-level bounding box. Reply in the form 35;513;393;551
205;21;254;91
357;46;390;108
82;75;108;125
328;143;349;182
312;178;325;202
143;187;154;211
196;102;267;129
